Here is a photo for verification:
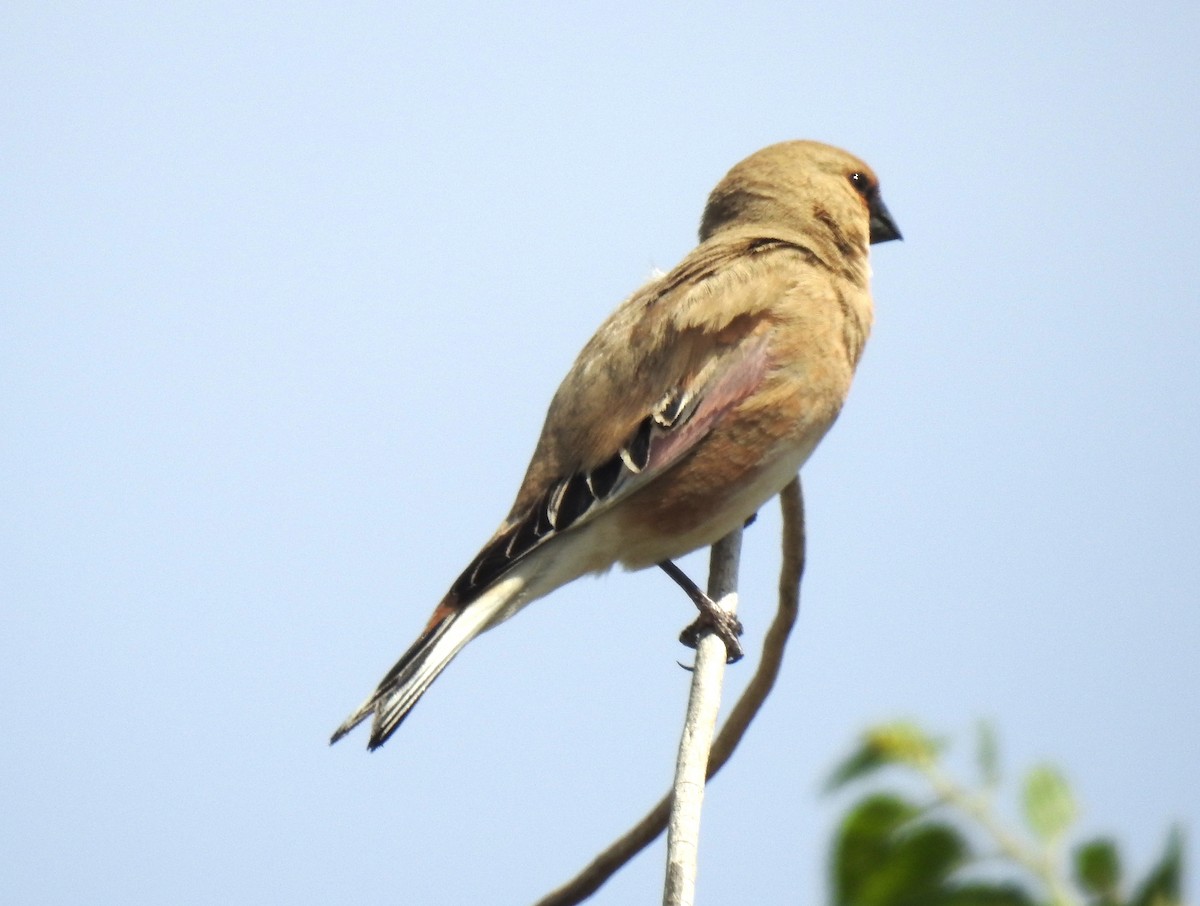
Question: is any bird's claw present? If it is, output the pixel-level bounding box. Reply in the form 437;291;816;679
679;611;744;663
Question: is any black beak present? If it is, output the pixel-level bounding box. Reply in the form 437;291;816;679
868;193;902;244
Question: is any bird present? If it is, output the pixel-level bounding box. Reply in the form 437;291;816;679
332;140;901;750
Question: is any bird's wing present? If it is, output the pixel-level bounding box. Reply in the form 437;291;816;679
446;236;810;606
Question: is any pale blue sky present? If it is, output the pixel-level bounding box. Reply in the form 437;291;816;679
3;3;1197;904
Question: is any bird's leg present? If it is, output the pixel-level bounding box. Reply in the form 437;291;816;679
657;559;744;663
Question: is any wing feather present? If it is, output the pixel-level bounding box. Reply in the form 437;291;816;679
445;236;812;606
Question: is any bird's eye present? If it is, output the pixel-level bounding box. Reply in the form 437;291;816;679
848;172;874;199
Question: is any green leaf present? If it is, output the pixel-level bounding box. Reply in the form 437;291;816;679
827;722;940;792
868;721;940;766
975;720;1001;789
831;792;974;906
940;882;1040;906
1074;837;1122;900
1021;764;1076;842
1129;827;1184;906
833;793;922;905
873;821;970;903
827;745;895;792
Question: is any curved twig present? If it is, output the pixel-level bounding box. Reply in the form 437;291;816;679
533;478;806;906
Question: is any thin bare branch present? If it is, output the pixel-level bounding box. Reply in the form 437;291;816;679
663;528;742;905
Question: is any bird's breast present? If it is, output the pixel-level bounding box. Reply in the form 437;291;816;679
610;358;847;569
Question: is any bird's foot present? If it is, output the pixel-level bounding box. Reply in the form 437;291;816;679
678;610;744;664
657;559;744;663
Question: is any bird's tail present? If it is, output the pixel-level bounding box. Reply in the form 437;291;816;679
330;579;521;750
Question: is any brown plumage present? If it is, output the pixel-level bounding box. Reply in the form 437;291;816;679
332;140;901;749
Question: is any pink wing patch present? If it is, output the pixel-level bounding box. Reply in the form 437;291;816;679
644;333;772;475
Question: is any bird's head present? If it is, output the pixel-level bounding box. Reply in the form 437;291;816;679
699;140;902;254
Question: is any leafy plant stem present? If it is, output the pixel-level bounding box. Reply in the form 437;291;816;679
918;760;1080;906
